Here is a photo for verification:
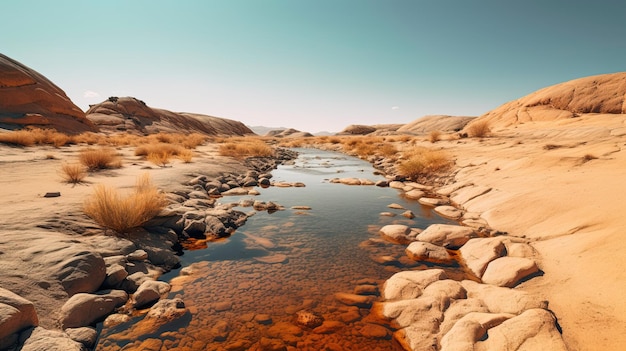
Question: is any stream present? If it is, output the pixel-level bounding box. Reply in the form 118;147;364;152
96;148;455;351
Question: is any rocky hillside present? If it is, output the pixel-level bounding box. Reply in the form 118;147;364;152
397;115;475;134
337;124;403;135
86;97;254;136
468;72;626;130
0;54;96;134
265;128;313;138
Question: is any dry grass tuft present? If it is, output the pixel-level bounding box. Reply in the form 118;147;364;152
177;149;194;163
467;120;491;138
79;148;122;171
0;130;36;146
61;163;87;184
379;143;398;157
398;147;453;180
219;139;275;158
84;174;168;234
147;151;172;167
429;130;442;143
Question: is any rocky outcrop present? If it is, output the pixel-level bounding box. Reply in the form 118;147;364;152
337;124;403;135
0;53;95;133
468;72;626;130
397;115;475;134
265;128;313;138
86;96;254;136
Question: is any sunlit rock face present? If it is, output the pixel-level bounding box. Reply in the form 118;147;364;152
467;71;626;131
0;53;95;133
86;96;255;136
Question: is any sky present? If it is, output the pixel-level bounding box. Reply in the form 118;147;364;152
2;0;626;133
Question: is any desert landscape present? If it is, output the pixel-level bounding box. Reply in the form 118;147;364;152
2;48;626;351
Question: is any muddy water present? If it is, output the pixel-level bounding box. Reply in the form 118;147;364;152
96;148;454;351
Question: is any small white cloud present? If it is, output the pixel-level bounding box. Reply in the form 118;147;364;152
83;90;101;99
391;106;400;110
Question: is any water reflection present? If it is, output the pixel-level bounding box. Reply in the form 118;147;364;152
96;148;454;351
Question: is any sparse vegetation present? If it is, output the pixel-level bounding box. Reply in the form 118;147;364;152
177;149;194;163
84;174;168;234
0;130;36;146
79;148;122;171
218;139;275;158
60;163;87;184
467;120;491;138
147;151;172;167
398;147;452;180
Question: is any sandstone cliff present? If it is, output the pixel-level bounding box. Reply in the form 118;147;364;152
0;54;95;134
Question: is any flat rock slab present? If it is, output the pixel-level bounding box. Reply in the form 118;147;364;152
418;197;448;206
451;185;492;206
481;257;540;288
334;293;375;308
417;224;477;249
254;254;288;264
382;269;447;301
459;237;507;278
434;205;463;219
379;225;414;245
404;189;425;200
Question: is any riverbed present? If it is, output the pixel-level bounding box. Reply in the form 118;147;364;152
96;148;454;350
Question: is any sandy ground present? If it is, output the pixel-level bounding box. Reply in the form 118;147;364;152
0;142;247;328
433;113;626;351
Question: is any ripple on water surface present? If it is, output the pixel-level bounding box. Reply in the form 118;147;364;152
96;148;457;351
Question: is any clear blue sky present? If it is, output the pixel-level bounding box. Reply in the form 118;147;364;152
2;0;625;133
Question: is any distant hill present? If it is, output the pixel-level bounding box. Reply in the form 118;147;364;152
467;72;626;131
0;53;96;134
248;125;286;135
86;97;254;136
397;115;475;134
337;124;403;135
265;128;313;138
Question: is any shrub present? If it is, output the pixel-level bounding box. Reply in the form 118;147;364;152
61;163;87;184
84;174;168;234
218;140;274;158
147;151;172;167
379;143;398;157
429;130;442;143
0;130;36;146
79;148;122;171
398;147;452;180
467;120;491;138
177;149;194;163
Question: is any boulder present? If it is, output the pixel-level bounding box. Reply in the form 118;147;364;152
459;237;507;278
102;263;128;288
476;308;568;351
18;327;85;351
418;197;448;206
405;241;454;264
295;310;324;329
126;249;148;261
0;288;38;347
434;205;463;219
461;280;548;314
60;290;128;328
481;257;540;287
382;269;447;301
417;224;477;249
65;327;97;349
133;280;171;308
404;189;425;200
401;210;416;219
440;312;513;351
379;225;414;245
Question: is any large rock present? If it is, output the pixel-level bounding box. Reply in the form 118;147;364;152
459;237;507;278
0;288;38;348
440;312;514;351
60;290;128;328
379;225;415;245
86;96;254;135
405;242;454;265
133;280;171;308
481;257;540;287
461;280;548;314
475;308;568;351
18;327;85;351
382;269;447;301
0;53;96;133
417;224;477;249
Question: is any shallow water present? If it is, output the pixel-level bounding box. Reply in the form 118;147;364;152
96;148;455;351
